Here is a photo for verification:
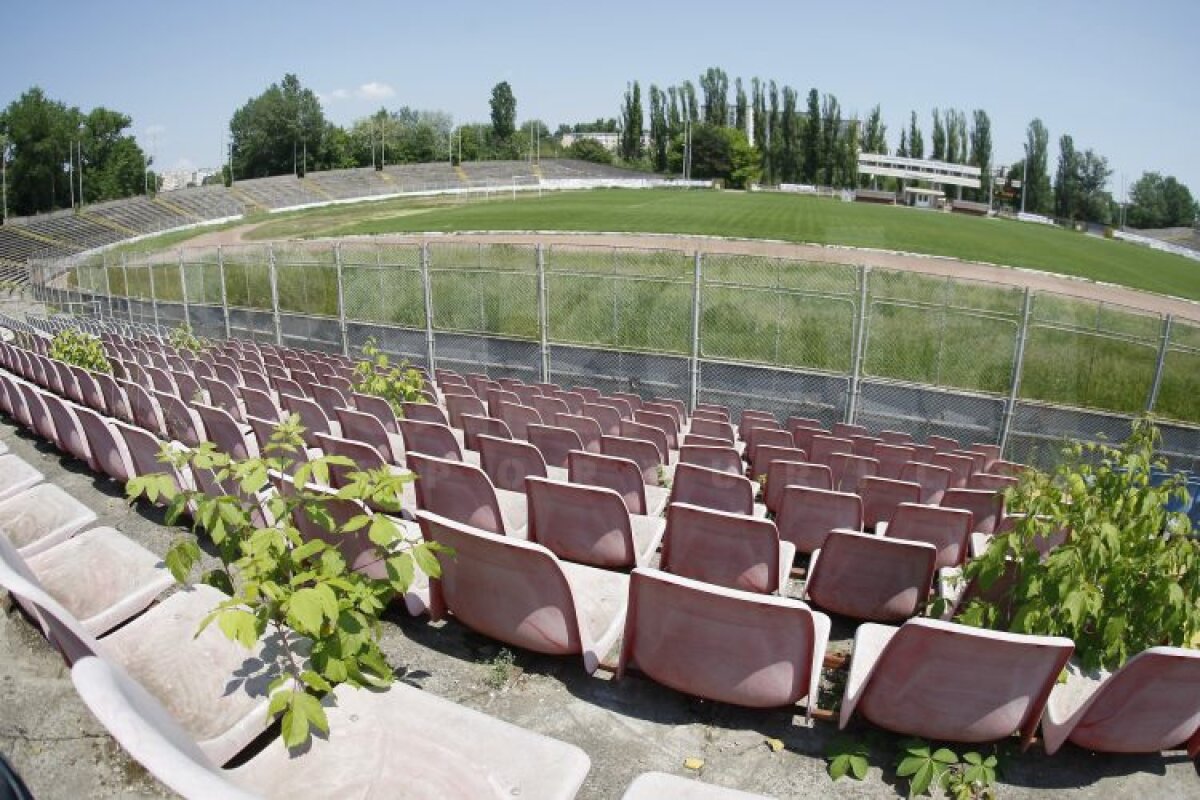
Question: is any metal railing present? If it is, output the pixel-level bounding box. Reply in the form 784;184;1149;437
29;239;1200;471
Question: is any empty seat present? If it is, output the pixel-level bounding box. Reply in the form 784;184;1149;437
941;488;1005;535
669;463;758;517
74;406;137;483
525;477;663;569
201;377;245;423
581;402;622;437
927;434;960;453
618;419;671;464
633;409;678;451
832;422;868;440
497;402;543;441
195;404;258;460
155;391;205;448
809;435;854;466
749;444;807;483
400;401;448;426
459;414;512;452
859;476;922;530
445;393;487;429
969;472;1019;491
568;450;669;517
839;618;1072;745
775;486;863;555
418;510;628;675
879;503;973;570
407;453;527;537
238;386;282;422
533;394;570;421
600;435;667;486
689;418;734;443
282;393;339;449
933;452;976;489
804;530;938;622
312;432;417;512
828;453;879;494
352;392;400;434
763;460;833;515
479;434;565;492
678;444;742;476
553;413;603;454
659;503;794;594
873;442;916;480
0;482;97;557
879;429;915;445
617;568;829;713
397;418;476;466
336;406;404;465
900;461;954;504
528;423;584;468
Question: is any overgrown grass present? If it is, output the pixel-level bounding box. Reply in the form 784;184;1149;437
78;242;1200;423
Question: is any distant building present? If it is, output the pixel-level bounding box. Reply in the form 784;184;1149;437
159;167;220;192
561;132;651;153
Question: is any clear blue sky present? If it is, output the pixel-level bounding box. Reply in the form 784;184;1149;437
4;1;1198;197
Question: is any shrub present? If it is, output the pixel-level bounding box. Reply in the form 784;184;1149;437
954;417;1199;670
128;415;448;747
49;328;111;373
567;137;613;165
352;337;426;415
168;322;205;353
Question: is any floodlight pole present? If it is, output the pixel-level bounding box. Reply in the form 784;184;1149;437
1;138;7;224
77;128;84;208
69;144;76;210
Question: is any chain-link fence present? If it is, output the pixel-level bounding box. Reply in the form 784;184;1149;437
35;239;1200;467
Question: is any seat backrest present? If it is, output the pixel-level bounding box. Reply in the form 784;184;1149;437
828;453;879;494
951;449;988;475
0;553;104;666
533;395;570;421
899;461;954;504
776;485;863;554
738;409;777;436
195;404;257;460
239;386;281;422
68;365;104;412
932;452;976;489
968;443;1003;471
200;377;244;423
313;432;385;488
618;419;670;464
94;372;131;422
460;414;512;452
750;444;807;482
552;389;585;415
941;488;1004;536
281;392;333;448
170;370;203;405
1059;647;1200;754
691;408;729;424
660;503;783;594
678;444;742;476
351;392;399;434
155;391;204;448
581;402;622;437
847;618;1072;745
497;402;543;441
123;381;165;437
879;429;915;445
336;406;397;463
610;391;644;413
417;510;584;659
790;425;829;457
74;405;134;483
486;389;523;417
832;422;868;440
850;435;883;458
445;393;487;429
525;477;637;568
310;383;350;417
597;395;634;420
397;418;462;462
401;402;448;426
600;435;663;485
553;413;603;454
669;463;754;516
407;452;507;534
633;409;678;451
873;443;916;480
618;568;825;710
764;460;832;515
805;530;937;622
527;423;585;468
859;476;923;529
968;472;1019;491
686;419;729;443
572;386;601;404
809;435;854;466
885;503;973;569
479;434;548;492
568;450;648;515
651;397;686;428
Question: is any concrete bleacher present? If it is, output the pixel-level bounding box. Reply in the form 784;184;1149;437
228;174;328;209
21;213;127;250
160;185;245;220
84;196;191;236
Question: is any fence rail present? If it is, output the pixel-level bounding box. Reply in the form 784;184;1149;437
29;239;1200;471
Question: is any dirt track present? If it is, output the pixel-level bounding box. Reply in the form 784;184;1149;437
183;225;1200;323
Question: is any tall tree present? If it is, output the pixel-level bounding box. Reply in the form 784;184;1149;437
930;109;946;161
863;105;887;154
1054;134;1080;220
490;81;516;141
800;89;821;184
897;129;908;159
837;118;860;188
1023;118;1052;214
945;110;962;164
820;93;842;185
699;67;729;125
969;109;993;202
767;81;780;184
229;73;325;178
751;78;769;183
907;111;924;160
666;87;681;139
681;81;699;122
619;81;644;161
1127;172;1199;228
734;78;748;135
779;86;798;183
1076;148;1112;223
648;85;669;172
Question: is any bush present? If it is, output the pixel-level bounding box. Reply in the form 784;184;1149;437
954;417;1199;670
567;137;613;165
130;415;448;747
49;328;111;373
168;322;205;353
352;337;426;415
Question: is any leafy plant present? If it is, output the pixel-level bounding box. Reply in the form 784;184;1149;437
49;328;111;373
169;322;205;353
956;417;1199;670
826;734;869;782
127;415;449;748
484;648;516;690
896;739;958;797
352;337;426;416
946;752;998;800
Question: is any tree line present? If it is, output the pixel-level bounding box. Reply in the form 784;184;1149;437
0;88;151;218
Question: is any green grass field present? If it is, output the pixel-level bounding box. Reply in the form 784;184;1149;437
68;187;1200;423
233;188;1200;302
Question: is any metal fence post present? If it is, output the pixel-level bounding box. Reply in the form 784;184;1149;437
147;257;160;331
1146;314;1173;413
334;243;349;356
846;264;870;424
121;254;132;323
536;243;550;383
420;242;436;370
999;287;1034;455
179;249;191;330
267;243;282;346
217;246;231;339
689;251;703;411
102;253;113;321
